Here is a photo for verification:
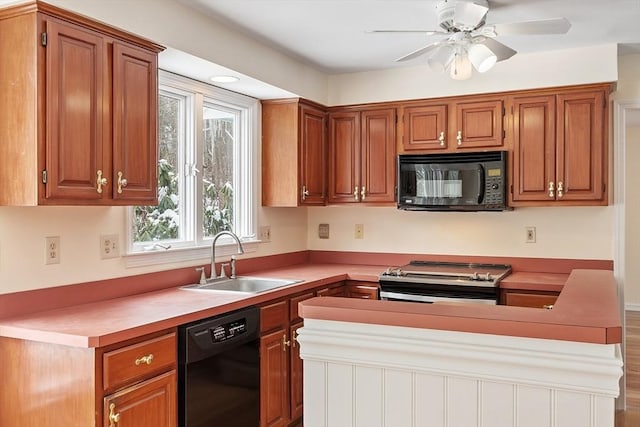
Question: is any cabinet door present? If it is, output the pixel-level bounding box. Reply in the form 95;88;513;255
556;90;606;202
112;42;158;204
289;320;304;423
402;104;448;151
454;99;504;149
299;103;327;205
361;108;396;203
328;111;360;203
44;19;106;201
260;329;289;427
511;95;556;203
317;284;348;297
103;370;176;427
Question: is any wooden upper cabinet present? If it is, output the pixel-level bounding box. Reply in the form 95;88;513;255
402;103;448;151
0;1;164;206
455;99;504;149
44;19;106;201
401;98;503;153
262;99;327;207
329;108;396;204
112;42;158;203
509;86;608;206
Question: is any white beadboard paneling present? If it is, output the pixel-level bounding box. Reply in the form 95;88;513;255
480;381;514;427
384;370;413;427
516;385;552;427
415;373;446;427
304;360;327;427
327;363;353;427
354;366;383;427
447;377;478;427
298;319;622;427
555;391;592;427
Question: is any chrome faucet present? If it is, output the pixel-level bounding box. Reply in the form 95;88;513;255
210;231;244;279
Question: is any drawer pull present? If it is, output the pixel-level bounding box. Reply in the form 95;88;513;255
134;354;154;366
543;304;554;310
109;403;120;426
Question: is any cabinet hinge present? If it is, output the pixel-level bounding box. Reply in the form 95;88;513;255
41;32;47;47
42;170;47;184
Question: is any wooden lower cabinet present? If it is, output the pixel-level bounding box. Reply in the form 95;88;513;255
260;292;314;427
0;329;177;427
501;289;559;309
104;370;176;427
316;282;348;297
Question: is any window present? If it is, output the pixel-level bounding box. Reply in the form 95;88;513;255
126;71;258;266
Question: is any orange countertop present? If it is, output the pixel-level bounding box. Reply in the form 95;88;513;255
0;264;383;348
0;264;621;348
300;269;621;345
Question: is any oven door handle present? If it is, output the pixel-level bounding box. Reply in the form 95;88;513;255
380;291;496;305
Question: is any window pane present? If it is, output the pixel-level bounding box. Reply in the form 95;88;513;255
133;94;181;243
202;105;234;238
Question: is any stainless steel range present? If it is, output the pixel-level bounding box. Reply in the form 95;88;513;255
378;261;512;305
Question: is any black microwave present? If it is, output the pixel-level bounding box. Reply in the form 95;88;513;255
397;151;508;211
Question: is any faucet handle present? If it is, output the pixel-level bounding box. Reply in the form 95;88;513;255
219;263;230;278
195;267;207;285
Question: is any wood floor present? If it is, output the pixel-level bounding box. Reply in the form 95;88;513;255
616;310;640;427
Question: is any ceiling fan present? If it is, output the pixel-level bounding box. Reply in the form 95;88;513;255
371;0;571;80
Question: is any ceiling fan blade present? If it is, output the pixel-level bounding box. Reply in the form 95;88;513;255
396;41;445;62
453;1;489;30
480;38;516;62
367;29;446;36
491;17;571;36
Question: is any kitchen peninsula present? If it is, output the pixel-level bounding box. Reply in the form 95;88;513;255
0;252;622;427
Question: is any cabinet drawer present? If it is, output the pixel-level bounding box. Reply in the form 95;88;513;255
261;300;288;333
103;332;176;392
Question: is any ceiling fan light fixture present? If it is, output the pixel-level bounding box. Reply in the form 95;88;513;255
449;50;472;80
428;45;455;73
468;43;497;72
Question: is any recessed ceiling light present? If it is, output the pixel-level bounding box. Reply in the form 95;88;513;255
210;75;239;83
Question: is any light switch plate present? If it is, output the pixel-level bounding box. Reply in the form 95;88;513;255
318;223;330;239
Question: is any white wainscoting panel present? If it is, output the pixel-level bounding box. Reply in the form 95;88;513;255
298;319;623;427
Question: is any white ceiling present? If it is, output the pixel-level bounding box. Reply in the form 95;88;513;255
178;0;640;74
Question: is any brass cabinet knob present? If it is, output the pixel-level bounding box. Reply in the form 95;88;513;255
353;186;359;201
548;181;555;198
282;333;291;351
117;171;128;194
438;131;445;146
456;130;462;146
301;185;309;201
360;186;366;201
96;170;108;194
109;403;120;427
557;181;564;198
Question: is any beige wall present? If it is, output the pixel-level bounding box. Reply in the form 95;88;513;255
0;0;634;297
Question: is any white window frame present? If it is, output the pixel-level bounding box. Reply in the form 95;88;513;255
124;70;259;268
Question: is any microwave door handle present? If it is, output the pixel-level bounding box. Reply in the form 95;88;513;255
477;165;485;204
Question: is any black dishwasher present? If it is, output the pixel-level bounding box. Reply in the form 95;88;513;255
178;306;260;427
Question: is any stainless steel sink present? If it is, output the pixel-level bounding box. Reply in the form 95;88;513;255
180;276;303;294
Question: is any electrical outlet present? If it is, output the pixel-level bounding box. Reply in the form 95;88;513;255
259;226;271;243
318;223;330;239
355;224;364;239
45;236;60;265
525;226;536;243
100;234;120;259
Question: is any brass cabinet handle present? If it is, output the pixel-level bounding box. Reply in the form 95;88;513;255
353;186;359;201
548;181;555;198
438;131;445;146
96;170;108;194
543;304;554;310
282;334;291;351
557;181;564;198
360;186;366;201
456;130;462;146
109;403;120;427
292;329;299;348
117;171;128;194
301;185;309;201
134;353;154;366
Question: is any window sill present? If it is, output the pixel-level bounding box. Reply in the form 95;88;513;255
124;240;260;268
